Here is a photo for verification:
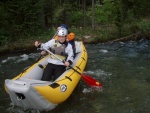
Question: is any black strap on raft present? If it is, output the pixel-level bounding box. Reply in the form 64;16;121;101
84;50;87;52
81;57;85;61
75;66;81;70
65;76;72;81
38;64;44;69
49;83;60;88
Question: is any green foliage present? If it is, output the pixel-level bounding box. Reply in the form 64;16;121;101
70;11;83;26
0;0;46;44
0;0;149;47
94;0;113;24
138;19;150;35
0;35;8;45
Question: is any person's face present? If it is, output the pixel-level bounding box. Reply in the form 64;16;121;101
58;36;66;43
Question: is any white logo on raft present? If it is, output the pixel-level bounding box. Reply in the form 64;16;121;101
60;84;67;92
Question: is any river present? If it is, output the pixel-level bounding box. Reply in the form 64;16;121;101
0;39;150;113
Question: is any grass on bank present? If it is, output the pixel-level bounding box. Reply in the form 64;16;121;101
0;18;150;54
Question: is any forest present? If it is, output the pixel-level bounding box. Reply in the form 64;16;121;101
0;0;150;47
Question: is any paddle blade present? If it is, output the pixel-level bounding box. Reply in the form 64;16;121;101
81;74;102;87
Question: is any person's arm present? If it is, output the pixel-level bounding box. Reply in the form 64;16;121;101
35;39;55;55
64;44;74;66
40;39;55;49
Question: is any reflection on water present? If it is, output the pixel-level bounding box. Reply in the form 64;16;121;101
0;39;150;113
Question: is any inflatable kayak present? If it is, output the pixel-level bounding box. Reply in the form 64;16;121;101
4;41;88;110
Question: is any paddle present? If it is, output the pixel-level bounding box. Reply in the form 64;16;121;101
43;48;102;88
52;32;58;39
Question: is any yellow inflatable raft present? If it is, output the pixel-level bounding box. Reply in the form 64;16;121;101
4;41;88;110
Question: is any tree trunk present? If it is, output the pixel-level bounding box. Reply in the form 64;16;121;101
38;0;46;30
92;0;95;31
83;0;86;30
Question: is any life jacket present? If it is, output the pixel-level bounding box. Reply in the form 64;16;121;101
49;40;68;60
68;39;76;56
54;35;58;40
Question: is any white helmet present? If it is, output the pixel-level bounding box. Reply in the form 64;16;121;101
57;28;68;36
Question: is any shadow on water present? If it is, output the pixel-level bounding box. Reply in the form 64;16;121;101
0;39;150;113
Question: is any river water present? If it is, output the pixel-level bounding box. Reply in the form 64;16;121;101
0;39;150;113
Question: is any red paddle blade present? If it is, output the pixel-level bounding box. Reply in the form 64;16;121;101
81;74;102;87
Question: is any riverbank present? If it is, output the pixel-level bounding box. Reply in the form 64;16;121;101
0;19;150;55
0;39;36;55
0;32;149;55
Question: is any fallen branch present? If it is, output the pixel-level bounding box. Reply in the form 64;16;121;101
112;32;141;43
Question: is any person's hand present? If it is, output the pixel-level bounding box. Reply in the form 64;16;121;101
64;61;70;67
41;51;46;55
35;41;40;47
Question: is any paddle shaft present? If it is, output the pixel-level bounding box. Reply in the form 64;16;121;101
44;47;102;87
44;48;82;75
52;32;57;39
